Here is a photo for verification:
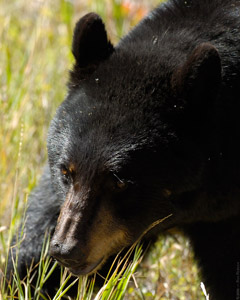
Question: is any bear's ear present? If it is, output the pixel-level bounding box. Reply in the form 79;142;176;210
171;42;222;102
72;13;114;69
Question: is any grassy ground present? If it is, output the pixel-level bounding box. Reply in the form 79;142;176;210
0;0;206;299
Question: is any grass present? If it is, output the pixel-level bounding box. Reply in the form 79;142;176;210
3;232;144;300
0;0;206;299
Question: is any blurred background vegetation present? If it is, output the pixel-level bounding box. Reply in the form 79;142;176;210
0;0;205;299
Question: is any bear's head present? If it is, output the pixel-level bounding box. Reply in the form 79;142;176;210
48;13;222;275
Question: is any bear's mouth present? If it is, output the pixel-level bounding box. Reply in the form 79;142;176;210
68;257;104;276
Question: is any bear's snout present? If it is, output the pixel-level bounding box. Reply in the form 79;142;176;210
50;237;85;265
50;237;105;276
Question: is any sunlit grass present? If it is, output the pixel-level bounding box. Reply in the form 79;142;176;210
0;0;205;299
2;230;144;300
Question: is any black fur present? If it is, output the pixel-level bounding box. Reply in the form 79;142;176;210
7;1;240;299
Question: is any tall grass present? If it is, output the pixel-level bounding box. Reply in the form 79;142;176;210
0;0;205;299
3;229;144;299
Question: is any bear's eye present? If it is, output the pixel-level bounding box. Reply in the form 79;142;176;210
113;173;128;191
116;180;128;190
60;166;71;184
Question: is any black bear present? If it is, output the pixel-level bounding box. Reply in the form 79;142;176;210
7;0;240;299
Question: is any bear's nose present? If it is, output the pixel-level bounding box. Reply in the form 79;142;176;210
50;238;84;263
